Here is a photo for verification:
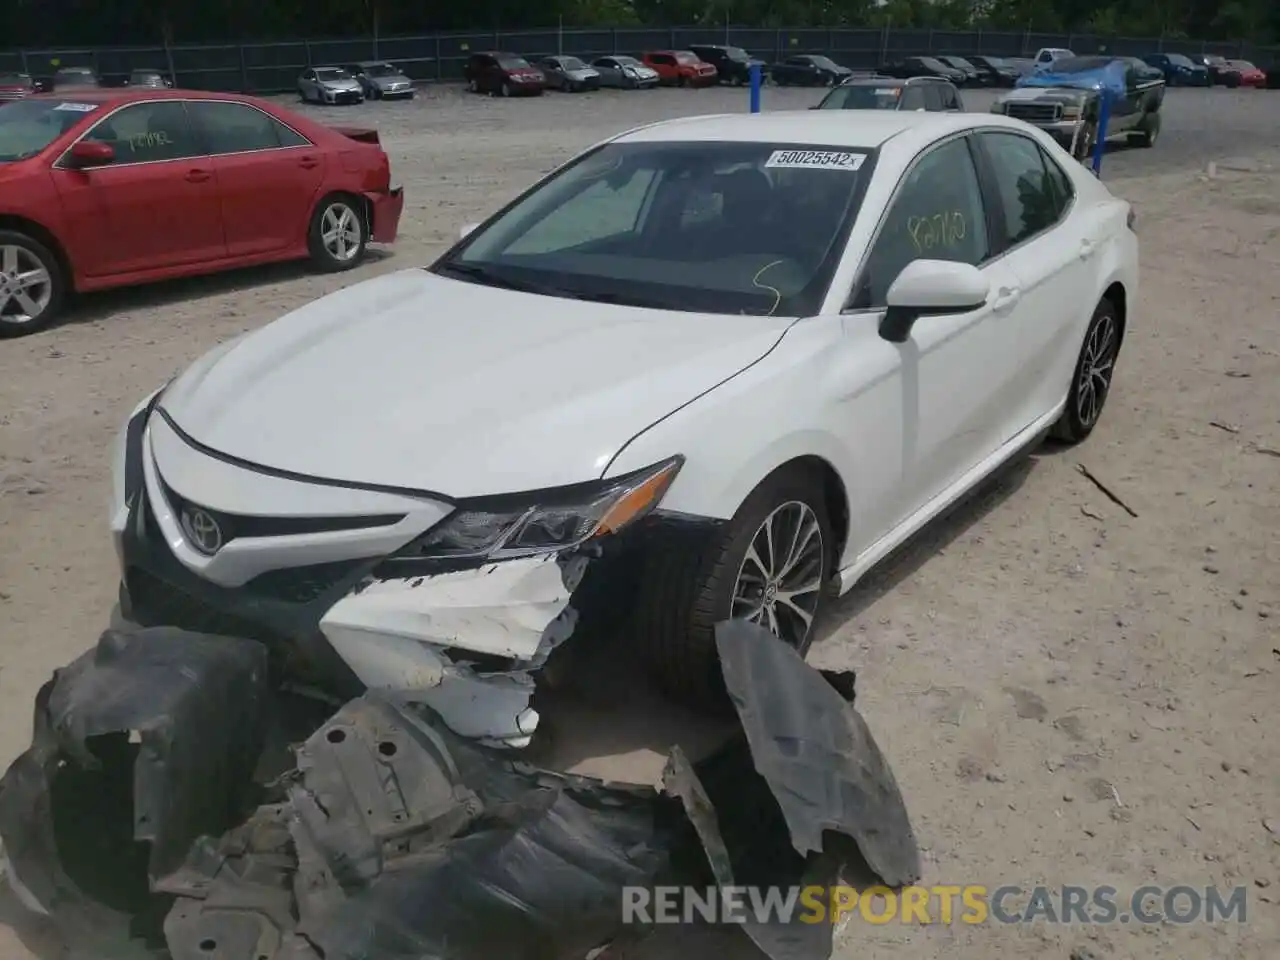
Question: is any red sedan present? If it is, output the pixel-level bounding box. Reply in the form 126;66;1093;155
0;89;404;337
1225;60;1266;87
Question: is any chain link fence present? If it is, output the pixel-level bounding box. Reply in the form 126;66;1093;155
1;26;1274;95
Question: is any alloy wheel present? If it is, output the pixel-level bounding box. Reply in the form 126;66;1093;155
0;245;53;327
1076;311;1117;428
320;203;361;263
731;500;825;649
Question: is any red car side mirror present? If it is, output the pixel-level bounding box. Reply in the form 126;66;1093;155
67;140;115;169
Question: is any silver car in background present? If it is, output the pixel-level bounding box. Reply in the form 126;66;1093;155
347;61;415;99
591;55;660;89
127;68;172;89
298;66;365;105
538;55;600;92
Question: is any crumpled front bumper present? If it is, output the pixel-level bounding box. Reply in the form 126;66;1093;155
0;620;921;960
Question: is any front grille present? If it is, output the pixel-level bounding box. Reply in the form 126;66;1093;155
243;560;366;603
126;567;285;644
1004;102;1063;123
159;475;403;548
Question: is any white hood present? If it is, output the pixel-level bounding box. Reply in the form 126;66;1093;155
159;269;789;496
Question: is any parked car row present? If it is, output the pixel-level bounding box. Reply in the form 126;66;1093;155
0;66;175;99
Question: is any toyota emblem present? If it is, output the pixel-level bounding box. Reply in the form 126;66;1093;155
180;507;223;556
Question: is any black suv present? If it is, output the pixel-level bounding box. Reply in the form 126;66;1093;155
814;75;965;112
686;44;765;85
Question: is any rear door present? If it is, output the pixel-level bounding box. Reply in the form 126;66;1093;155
190;100;324;257
50;99;225;277
973;129;1096;435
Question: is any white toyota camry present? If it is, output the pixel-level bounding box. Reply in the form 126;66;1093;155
110;110;1137;743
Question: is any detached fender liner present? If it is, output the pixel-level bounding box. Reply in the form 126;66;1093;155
0;622;920;960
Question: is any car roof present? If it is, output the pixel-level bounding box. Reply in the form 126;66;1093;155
25;89;270;107
614;110;990;149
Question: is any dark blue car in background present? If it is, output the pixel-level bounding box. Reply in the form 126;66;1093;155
1141;53;1210;86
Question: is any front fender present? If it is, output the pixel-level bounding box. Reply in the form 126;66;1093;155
604;316;870;540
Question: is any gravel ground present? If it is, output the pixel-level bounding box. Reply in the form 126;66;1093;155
1;82;1279;960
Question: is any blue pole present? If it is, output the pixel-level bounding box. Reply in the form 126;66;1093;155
749;61;762;113
1091;91;1111;175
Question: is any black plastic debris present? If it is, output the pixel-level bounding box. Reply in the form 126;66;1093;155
0;621;920;960
0;628;268;956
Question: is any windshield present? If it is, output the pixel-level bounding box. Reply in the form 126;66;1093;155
0;98;98;162
0;73;31;85
363;63;397;76
498;57;532;70
725;47;750;60
818;85;902;110
558;57;586;70
614;56;641;67
809;56;838;70
1047;56;1114;74
315;68;352;81
675;52;699;64
945;57;974;68
432;141;873;317
1166;54;1193;67
919;57;948;70
1230;60;1256;69
980;56;1007;67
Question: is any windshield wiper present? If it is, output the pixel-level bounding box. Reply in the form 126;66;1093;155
436;263;672;308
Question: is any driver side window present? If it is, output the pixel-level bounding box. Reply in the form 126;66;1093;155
851;136;989;309
503;168;657;255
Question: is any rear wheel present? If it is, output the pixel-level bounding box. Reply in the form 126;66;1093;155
0;231;66;339
307;196;367;272
633;464;833;706
467;78;479;93
1051;298;1121;443
1225;72;1241;88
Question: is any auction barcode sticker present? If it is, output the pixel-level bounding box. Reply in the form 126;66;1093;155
765;150;866;171
54;102;99;112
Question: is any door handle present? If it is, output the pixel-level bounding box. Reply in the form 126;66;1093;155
992;286;1022;312
1078;238;1097;260
298;156;320;169
185;168;211;183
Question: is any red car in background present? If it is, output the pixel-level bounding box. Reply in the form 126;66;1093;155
0;72;37;102
0;89;404;337
1224;59;1266;87
641;51;718;87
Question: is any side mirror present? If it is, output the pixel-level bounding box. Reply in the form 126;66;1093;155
67;140;115;169
879;259;989;343
459;222;479;239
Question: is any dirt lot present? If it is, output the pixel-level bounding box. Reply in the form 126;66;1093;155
1;85;1278;959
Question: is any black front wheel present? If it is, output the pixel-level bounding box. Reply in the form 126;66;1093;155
633;464;833;706
1051;298;1122;443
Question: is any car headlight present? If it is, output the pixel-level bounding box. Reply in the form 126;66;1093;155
394;456;683;561
1061;104;1081;118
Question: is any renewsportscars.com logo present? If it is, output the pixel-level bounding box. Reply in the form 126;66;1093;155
622;885;1251;926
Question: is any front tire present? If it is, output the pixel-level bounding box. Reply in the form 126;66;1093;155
0;230;66;339
1051;298;1122;443
500;81;512;97
467;78;479;94
633;465;833;706
307;196;367;273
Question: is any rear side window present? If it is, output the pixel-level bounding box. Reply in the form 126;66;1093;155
941;85;962;110
191;101;309;153
979;132;1061;246
1040;144;1075;217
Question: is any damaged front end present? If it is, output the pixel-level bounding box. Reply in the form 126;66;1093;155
0;621;920;960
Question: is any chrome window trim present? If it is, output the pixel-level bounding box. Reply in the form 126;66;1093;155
52;96;315;171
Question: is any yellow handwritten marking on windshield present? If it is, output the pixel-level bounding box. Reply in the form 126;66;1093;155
128;131;172;151
907;211;966;253
752;259;786;316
